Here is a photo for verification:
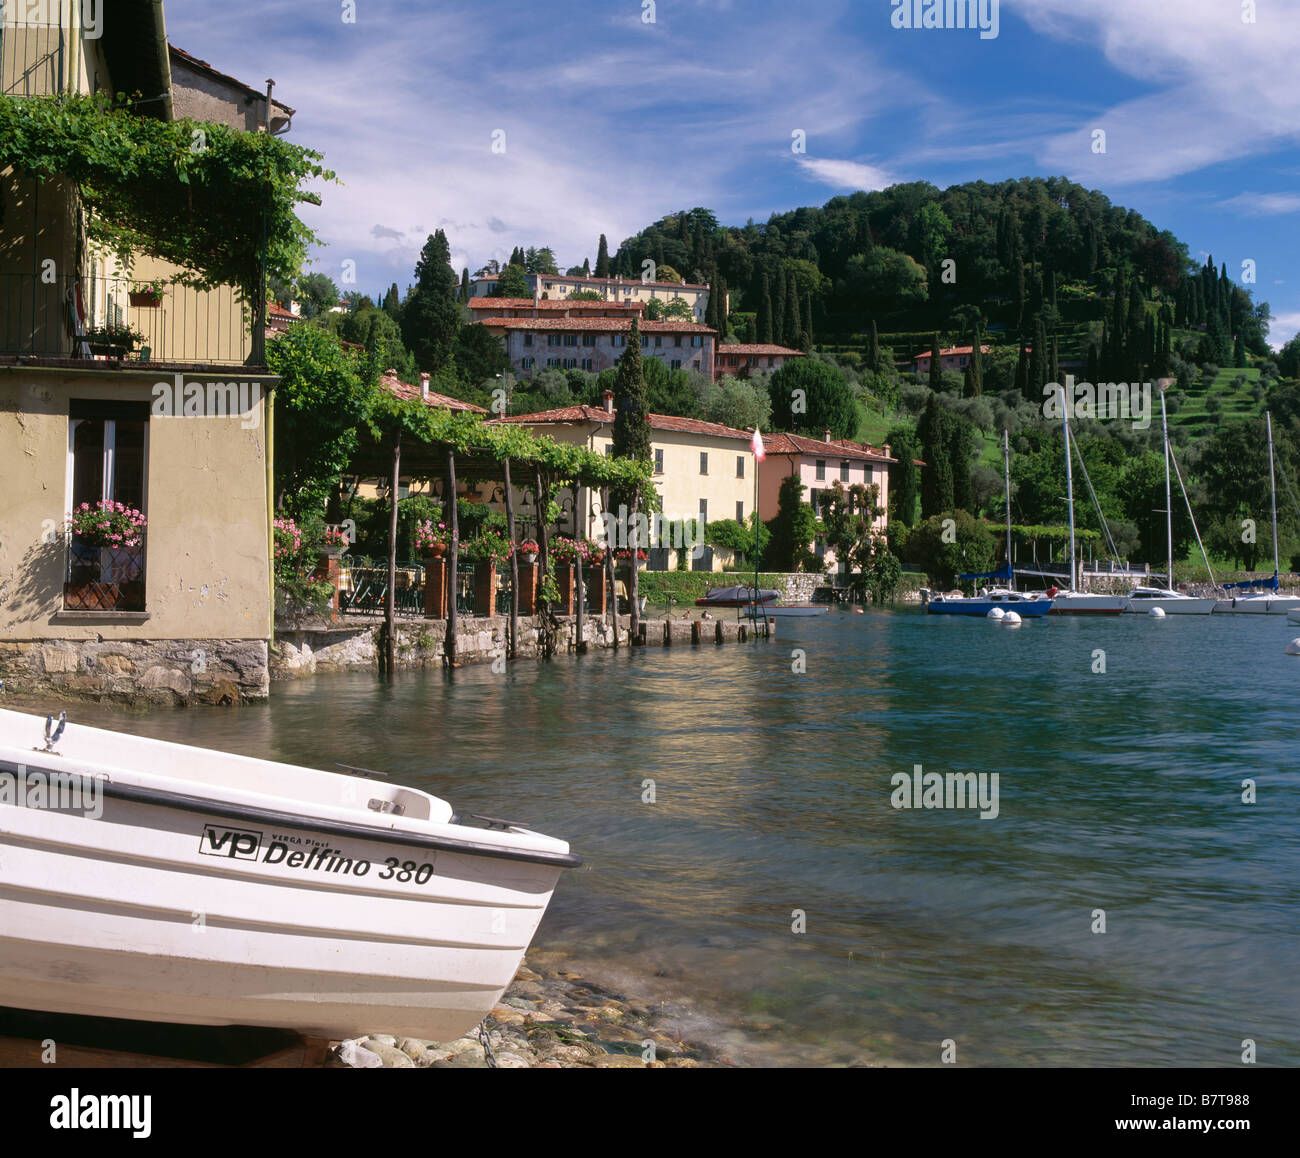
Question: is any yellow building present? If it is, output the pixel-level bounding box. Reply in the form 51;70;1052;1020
493;392;755;571
470;273;717;322
0;4;291;704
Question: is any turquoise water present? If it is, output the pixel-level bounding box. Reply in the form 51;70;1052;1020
42;609;1300;1066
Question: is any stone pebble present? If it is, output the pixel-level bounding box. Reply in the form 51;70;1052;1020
330;952;722;1069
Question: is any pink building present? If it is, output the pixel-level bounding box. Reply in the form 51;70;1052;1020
911;344;992;376
759;431;896;570
478;316;717;378
713;343;806;380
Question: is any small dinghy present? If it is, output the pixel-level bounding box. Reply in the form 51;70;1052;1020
696;585;779;607
0;708;579;1042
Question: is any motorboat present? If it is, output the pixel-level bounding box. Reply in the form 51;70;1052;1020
741;603;829;618
1123;586;1216;614
0;707;579;1042
696;585;779;607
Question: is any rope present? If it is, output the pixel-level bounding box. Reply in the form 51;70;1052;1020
1070;433;1122;562
1166;440;1216;587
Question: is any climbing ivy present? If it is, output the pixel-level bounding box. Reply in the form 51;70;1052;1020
0;93;335;301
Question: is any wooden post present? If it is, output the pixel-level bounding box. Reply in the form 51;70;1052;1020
536;464;554;659
445;449;458;668
574;483;586;652
503;458;518;660
603;488;618;648
629;491;641;644
383;433;400;677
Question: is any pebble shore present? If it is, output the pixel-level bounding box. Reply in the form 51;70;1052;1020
328;950;726;1069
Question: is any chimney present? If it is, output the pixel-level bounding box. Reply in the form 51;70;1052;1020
882;443;891;458
824;429;832;443
420;372;430;400
602;389;614;415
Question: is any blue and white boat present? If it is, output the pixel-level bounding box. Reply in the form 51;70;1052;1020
925;431;1053;618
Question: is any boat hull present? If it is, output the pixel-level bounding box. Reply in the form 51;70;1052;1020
927;598;1054;617
1048;593;1128;614
1123;597;1216;614
1213;595;1300;614
741;605;829;617
0;711;574;1041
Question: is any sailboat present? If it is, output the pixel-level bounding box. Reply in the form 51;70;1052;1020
1123;384;1216;614
1048;409;1128;614
1213;412;1300;613
926;431;1054;617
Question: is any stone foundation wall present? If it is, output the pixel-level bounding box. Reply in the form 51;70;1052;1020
0;639;270;705
271;613;766;679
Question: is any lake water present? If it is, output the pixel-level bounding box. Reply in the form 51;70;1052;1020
40;609;1300;1066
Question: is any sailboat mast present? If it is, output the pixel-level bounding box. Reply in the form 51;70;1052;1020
1064;408;1076;592
1161;386;1173;588
1267;410;1279;580
1003;428;1013;590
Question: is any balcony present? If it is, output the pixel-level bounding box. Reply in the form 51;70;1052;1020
65;535;148;613
0;273;257;368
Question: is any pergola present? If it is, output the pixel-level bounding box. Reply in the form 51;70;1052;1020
346;394;652;672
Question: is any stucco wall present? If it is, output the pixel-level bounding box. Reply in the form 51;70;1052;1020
0;369;273;643
505;331;713;378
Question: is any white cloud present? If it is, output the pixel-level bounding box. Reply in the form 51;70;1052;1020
1220;192;1300;216
1268;311;1300;351
795;157;896;192
1008;0;1300;183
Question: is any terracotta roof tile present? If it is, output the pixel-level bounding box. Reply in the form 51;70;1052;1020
380;370;487;413
492;406;751;442
467;298;644;312
479;317;715;333
763;432;895;463
716;343;806;357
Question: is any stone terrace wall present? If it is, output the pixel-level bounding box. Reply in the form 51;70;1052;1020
0;639;270;706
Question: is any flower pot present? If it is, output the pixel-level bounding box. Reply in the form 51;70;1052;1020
523;552;538;564
130;291;163;308
424;544;447;559
88;342;128;359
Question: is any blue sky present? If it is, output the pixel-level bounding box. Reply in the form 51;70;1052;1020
166;0;1300;346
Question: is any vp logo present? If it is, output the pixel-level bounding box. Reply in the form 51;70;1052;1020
198;825;263;859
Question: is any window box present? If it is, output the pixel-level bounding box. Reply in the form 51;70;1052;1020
65;536;147;612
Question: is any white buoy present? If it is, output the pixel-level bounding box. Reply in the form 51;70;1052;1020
1148;607;1166;618
987;607;1006;620
1003;611;1022;627
1285;638;1300;655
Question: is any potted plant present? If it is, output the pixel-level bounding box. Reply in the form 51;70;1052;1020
65;501;148;610
322;525;350;557
129;277;168;308
517;538;540;564
414;519;450;559
84;322;144;359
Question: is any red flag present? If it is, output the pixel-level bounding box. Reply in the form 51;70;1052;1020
752;427;766;462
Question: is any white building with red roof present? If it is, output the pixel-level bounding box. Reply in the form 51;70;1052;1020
492;391;754;570
469;272;716;321
477;315;717;379
713;343;807;380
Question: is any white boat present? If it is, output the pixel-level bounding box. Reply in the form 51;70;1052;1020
1049;590;1129;614
1123;386;1214;615
1213;412;1300;614
1047;413;1128;615
1124;586;1217;614
0;707;579;1042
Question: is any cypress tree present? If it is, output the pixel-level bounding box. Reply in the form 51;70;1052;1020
869;319;880;372
963;361;975;399
1234;331;1246;369
401;229;461;372
457;269;469;304
784;277;801;353
1029;315;1048;396
1087;341;1100;384
757;273;774;344
801;291;813;351
1015;331;1029;398
773;265;788;347
1049;335;1060;390
596;234;611;278
383;282;401;317
929;332;943;392
919;395;955;518
582;258;591;277
971;324;983;396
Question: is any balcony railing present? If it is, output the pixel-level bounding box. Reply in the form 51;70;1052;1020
65;534;147;613
0;274;254;366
